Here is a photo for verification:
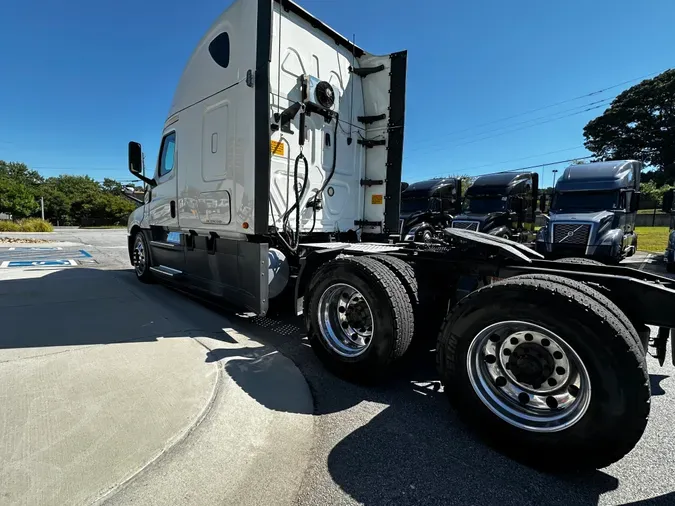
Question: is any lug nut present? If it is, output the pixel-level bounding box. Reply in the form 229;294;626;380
556;366;566;375
503;348;512;356
518;392;530;404
485;354;497;364
541;338;551;347
510;337;519;345
548;378;558;387
490;334;500;343
524;333;534;341
553;351;563;360
495;377;507;387
568;385;580;397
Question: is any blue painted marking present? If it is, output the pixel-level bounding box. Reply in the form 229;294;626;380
5;260;76;268
79;250;93;258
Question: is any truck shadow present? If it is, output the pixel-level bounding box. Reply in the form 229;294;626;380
205;312;638;506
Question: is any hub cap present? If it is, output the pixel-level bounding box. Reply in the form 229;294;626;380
466;321;591;432
133;236;146;276
317;283;374;357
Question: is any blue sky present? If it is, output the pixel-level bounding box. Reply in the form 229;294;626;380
0;0;673;187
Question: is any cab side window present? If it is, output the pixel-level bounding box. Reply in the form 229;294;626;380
158;132;176;178
439;185;455;211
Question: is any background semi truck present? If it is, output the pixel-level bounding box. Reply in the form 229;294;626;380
451;171;539;243
535;160;641;263
126;0;675;471
398;177;461;241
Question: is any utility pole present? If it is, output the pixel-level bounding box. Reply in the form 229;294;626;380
552;169;559;187
40;196;45;220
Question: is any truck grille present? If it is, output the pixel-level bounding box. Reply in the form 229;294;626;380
553;223;591;245
452;221;480;231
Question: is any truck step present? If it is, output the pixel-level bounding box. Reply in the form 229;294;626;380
150;265;184;277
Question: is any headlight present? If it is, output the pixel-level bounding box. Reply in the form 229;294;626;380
404;225;420;242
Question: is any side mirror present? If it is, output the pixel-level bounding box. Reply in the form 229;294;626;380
663;189;674;213
128;142;143;175
429;198;441;212
629;191;640;213
128;141;157;187
539;194;547;213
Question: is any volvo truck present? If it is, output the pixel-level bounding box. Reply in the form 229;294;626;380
535;160;641;263
450;171;538;243
399;177;462;241
126;0;675;471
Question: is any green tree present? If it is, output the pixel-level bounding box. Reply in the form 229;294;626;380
0;176;39;218
101;178;124;194
0;160;43;188
449;173;474;198
640;180;674;207
583;69;675;183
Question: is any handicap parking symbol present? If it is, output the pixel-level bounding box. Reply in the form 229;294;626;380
0;259;78;268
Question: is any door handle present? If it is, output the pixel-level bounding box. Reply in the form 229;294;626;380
170;201;176;219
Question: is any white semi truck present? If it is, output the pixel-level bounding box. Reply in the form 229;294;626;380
126;0;675;471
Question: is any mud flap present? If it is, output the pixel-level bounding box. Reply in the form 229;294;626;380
653;327;669;366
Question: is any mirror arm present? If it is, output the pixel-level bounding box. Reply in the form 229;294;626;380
135;173;157;187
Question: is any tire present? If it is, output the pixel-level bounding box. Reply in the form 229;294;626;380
304;255;414;383
553;257;643;341
667;262;675;274
556;257;604;266
510;274;645;354
132;232;154;283
370;255;423;340
436;276;650;470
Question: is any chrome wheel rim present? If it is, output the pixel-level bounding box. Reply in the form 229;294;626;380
317;283;374;357
134;236;146;276
467;320;591;433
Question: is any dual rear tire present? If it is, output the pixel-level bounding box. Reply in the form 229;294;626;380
305;255;650;469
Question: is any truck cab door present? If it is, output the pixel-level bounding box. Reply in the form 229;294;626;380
148;131;178;228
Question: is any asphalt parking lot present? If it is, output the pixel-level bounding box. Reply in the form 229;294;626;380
1;229;674;505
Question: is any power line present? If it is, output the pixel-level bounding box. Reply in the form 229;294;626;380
405;98;611;157
413;145;587;180
405;103;606;161
499;155;594;173
441;69;664;137
404;68;667;158
30;166;124;171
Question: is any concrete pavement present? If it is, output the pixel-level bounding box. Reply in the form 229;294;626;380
0;251;313;506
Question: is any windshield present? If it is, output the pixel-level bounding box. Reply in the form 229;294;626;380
465;196;507;214
551;191;619;212
400;198;430;215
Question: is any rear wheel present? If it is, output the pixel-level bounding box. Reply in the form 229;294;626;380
437;276;650;470
305;255;414;383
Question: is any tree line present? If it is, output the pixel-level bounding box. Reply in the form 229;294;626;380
583;68;675;201
0;161;137;225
